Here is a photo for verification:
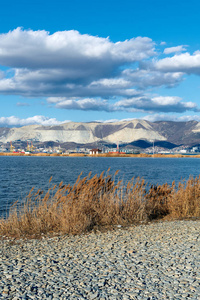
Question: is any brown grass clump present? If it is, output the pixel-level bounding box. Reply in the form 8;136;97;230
145;183;172;220
0;171;199;238
167;176;200;218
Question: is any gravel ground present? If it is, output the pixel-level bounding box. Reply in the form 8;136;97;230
0;220;199;300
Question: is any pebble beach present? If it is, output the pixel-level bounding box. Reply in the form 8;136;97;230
0;220;199;300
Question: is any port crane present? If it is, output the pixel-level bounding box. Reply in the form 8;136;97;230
26;141;31;152
30;141;35;152
26;141;35;153
10;141;15;152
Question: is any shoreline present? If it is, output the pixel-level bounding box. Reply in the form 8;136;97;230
1;220;199;299
1;152;200;158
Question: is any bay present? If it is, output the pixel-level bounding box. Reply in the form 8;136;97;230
0;156;200;217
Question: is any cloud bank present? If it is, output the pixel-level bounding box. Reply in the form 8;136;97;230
0;28;199;119
1;114;200;127
143;114;200;123
0;116;69;127
0;28;155;98
47;96;199;114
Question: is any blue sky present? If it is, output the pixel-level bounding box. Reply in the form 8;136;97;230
0;0;200;126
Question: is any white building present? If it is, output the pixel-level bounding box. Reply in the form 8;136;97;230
89;148;102;155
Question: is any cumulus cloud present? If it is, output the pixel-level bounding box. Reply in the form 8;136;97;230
163;45;188;54
0;28;155;68
47;95;199;114
0;28;158;98
0;116;69;126
0;28;200;119
154;51;200;74
90;78;132;89
122;69;184;88
55;98;110;111
1;114;199;126
113;96;199;113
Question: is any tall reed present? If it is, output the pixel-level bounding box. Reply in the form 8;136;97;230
0;170;199;238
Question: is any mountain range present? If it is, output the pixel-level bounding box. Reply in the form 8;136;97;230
1;120;200;149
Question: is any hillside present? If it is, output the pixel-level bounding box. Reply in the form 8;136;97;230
0;120;200;148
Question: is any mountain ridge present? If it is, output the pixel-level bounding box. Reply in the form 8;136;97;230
0;120;200;147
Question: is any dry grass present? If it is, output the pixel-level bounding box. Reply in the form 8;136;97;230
167;177;200;218
0;170;199;238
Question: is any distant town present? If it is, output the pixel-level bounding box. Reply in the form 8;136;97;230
0;140;200;156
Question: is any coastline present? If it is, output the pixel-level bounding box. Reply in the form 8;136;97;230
1;152;200;158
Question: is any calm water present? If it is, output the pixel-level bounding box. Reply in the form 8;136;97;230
0;156;200;217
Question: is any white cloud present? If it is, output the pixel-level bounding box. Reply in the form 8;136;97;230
47;95;199;114
47;97;68;104
55;98;110;111
0;28;200;118
163;45;188;54
100;118;137;123
155;51;200;74
143;114;200;122
113;96;198;113
90;78;132;88
122;69;184;88
1;115;199;126
0;28;155;69
152;96;181;106
0;28;157;98
0;116;70;126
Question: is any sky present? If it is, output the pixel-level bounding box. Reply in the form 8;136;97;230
0;0;200;126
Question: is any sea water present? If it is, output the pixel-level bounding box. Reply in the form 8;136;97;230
0;156;200;217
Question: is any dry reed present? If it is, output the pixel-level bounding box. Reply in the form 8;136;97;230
0;170;199;238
